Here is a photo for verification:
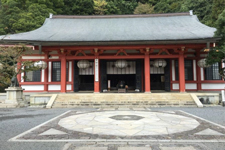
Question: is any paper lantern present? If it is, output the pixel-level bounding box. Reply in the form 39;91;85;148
197;59;210;68
34;61;47;69
115;60;128;69
77;60;90;69
153;59;167;68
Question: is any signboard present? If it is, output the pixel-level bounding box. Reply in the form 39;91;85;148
95;59;99;81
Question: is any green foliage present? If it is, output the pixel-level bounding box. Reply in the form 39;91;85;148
134;2;154;14
105;0;138;14
28;0;64;14
0;45;41;88
63;0;94;15
215;9;225;47
211;0;225;26
206;9;225;77
180;0;213;25
154;0;184;13
12;3;55;33
94;0;108;15
0;0;55;34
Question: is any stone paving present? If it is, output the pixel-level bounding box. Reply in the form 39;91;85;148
8;108;225;150
65;143;210;150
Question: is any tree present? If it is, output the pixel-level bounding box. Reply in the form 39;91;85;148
105;0;138;14
0;0;55;34
0;0;23;34
134;2;154;14
206;9;225;77
12;3;55;33
210;0;225;27
0;45;41;91
28;0;64;14
180;0;213;25
154;0;184;13
63;0;94;15
94;0;108;15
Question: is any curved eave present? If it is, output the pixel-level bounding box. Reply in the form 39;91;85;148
0;37;221;46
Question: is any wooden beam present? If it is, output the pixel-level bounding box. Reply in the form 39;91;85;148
149;55;179;59
99;55;144;59
41;44;207;51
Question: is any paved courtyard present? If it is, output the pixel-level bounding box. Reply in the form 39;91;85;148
1;107;225;150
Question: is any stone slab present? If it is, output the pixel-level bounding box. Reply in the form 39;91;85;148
190;94;203;107
159;146;196;150
46;94;58;108
118;108;131;110
75;147;107;150
39;128;67;135
132;108;146;110
195;128;224;136
118;147;152;150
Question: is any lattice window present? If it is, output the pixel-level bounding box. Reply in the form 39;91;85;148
52;62;61;82
204;63;221;80
25;69;41;82
52;62;69;82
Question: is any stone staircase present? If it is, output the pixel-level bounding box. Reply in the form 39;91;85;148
52;93;197;108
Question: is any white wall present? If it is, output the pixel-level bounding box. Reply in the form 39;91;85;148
48;85;61;90
202;83;225;90
67;84;72;90
21;85;44;91
172;83;197;90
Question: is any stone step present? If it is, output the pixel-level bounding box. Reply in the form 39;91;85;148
52;93;197;108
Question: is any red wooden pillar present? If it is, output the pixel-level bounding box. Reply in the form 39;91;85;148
94;57;100;93
196;52;202;91
178;52;185;92
17;62;21;84
144;54;150;92
61;55;67;93
44;53;48;92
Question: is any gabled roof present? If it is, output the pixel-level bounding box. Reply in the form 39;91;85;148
0;12;218;46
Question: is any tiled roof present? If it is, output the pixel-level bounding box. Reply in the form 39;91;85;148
0;12;216;44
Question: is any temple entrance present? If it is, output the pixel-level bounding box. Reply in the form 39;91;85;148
150;59;170;91
100;60;141;92
74;60;94;92
107;74;135;90
79;75;94;91
150;74;165;90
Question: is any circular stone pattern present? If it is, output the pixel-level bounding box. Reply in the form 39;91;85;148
58;111;200;136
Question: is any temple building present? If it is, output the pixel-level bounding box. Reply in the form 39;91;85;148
0;11;223;93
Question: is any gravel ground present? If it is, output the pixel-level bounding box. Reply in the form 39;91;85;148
0;106;225;150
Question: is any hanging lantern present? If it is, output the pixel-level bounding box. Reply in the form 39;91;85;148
34;61;47;69
0;63;3;69
153;59;167;68
77;60;90;69
197;59;210;68
115;60;128;69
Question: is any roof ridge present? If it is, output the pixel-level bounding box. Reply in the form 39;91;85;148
52;12;190;19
